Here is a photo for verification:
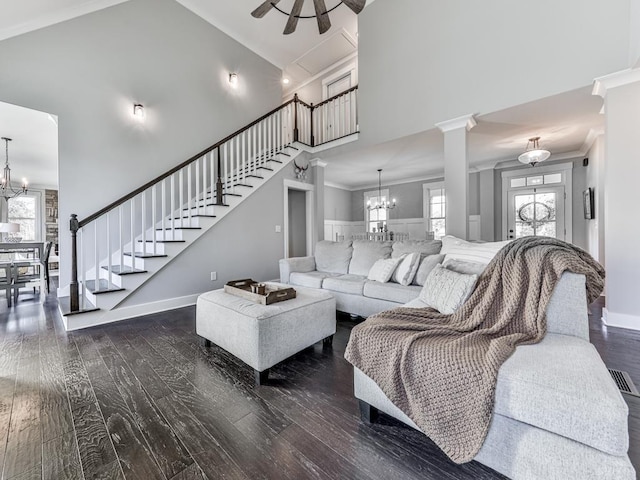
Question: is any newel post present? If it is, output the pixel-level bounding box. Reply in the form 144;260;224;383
69;214;80;312
293;93;299;143
215;146;224;205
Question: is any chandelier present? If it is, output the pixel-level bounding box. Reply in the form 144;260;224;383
518;136;551;167
1;137;28;202
251;0;366;35
367;169;396;211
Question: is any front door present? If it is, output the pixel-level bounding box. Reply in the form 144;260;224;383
507;187;565;241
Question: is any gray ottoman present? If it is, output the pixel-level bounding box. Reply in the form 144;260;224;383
196;283;336;384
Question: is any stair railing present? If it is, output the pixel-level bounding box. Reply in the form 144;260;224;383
67;87;358;312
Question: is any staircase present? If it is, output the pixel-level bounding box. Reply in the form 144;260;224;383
59;88;359;331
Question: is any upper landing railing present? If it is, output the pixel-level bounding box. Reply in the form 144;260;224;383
67;86;359;312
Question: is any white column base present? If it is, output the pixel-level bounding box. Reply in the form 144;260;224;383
602;307;640;331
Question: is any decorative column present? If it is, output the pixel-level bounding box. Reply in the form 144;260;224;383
593;68;640;330
436;114;476;240
311;159;327;249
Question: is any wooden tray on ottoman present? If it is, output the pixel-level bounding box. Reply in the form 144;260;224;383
224;279;296;305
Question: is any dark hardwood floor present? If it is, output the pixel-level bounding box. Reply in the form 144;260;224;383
0;285;638;479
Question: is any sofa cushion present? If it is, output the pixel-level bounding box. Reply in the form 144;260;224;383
441;235;510;265
392;240;442;259
323;274;368;295
363;281;422;304
443;258;487;276
419;264;478;314
391;252;421;286
348;241;392;276
315;240;353;274
368;257;403;283
289;271;338;289
413;254;445;286
495;334;629;456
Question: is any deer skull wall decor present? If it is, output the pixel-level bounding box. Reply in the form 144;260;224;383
294;160;309;180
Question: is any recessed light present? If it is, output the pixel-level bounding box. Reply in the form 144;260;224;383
282;78;290;85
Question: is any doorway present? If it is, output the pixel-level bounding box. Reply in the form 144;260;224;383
288;190;307;257
507;187;565;241
283;179;315;259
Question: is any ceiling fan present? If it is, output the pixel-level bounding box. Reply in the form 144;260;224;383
251;0;366;35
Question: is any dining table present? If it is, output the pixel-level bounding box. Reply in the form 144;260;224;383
0;242;45;306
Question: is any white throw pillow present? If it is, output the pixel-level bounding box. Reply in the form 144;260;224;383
367;257;403;283
413;254;445;286
443;258;486;276
391;252;421;286
419;264;478;314
440;235;510;265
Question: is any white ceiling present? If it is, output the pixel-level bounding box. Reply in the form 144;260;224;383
0;102;58;189
320;86;605;190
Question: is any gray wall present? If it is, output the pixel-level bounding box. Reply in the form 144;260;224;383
288;189;307;257
122;164;294;306
358;0;630;147
0;0;283;286
324;185;352;221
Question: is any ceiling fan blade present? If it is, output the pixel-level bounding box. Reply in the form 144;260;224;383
313;0;331;34
342;0;366;14
284;0;304;35
251;0;281;18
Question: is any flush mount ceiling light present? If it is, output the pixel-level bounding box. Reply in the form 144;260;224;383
518;136;551;167
251;0;365;35
133;104;145;121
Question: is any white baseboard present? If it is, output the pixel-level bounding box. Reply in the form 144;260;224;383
602;308;640;331
62;293;199;331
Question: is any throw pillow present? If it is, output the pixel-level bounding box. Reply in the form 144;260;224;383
367;257;404;283
443;258;486;276
441;235;510;265
413;253;445;286
315;240;353;274
419;264;478;314
391;240;442;259
348;240;393;276
391;252;421;286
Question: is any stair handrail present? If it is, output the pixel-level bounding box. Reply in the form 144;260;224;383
78;96;299;228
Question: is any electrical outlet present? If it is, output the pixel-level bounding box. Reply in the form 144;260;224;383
210;272;217;281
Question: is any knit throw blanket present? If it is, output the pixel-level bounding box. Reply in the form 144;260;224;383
344;237;605;464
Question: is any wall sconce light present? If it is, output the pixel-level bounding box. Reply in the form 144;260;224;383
133;103;145;121
228;73;239;87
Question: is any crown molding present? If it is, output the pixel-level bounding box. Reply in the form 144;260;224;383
593;68;640;98
310;159;328;168
0;0;129;42
436;114;477;133
580;127;605;155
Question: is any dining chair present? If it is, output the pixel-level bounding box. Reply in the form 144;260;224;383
0;263;12;307
40;241;52;293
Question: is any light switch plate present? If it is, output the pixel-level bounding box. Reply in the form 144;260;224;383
275;225;282;233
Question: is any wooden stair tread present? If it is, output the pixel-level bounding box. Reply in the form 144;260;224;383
102;265;148;275
155;227;201;231
257;166;274;171
138;239;186;243
85;279;125;294
124;252;168;258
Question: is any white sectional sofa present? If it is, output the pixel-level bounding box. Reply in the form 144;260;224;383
279;238;635;479
279;239;441;317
